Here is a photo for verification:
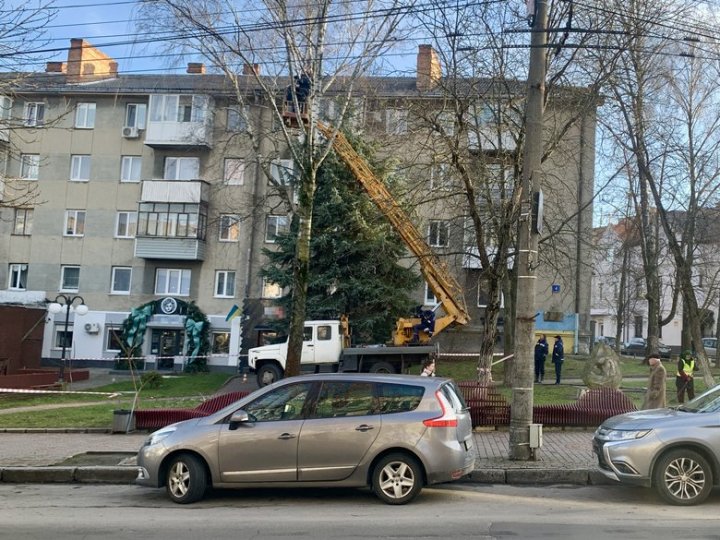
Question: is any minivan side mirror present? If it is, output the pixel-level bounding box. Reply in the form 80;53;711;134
229;409;251;430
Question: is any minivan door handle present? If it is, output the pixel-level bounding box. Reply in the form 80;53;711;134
278;433;297;440
355;424;374;432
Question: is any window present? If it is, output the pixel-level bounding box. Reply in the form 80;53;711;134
224;158;244;185
212;332;230;354
64;210;86;236
477;287;504;309
8;263;28;290
385;108;408;134
137;202;207;239
243;382;312;422
106;327;123;352
265;215;289;243
214;270;236;298
149;94;206;123
24;102;45;127
377;382;424;414
155;268;191;296
219;214;240;241
164;157;199;180
317;325;332;341
0;95;12;121
437;111;455;136
262;277;282;299
125;103;147;129
425;283;438;305
633;315;644;338
20;154;39;180
430;163;451;191
70;155;91;181
13;208;33;235
111;267;132;294
428;220;449;247
270;159;294;185
227;106;248;132
74;102;96;128
60;265;80;292
116;211;137;238
54;328;73;349
120;156;142;182
312;381;376;419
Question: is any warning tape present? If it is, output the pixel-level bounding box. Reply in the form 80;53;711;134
0;388;133;397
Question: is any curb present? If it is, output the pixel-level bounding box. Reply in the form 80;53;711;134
0;466;614;486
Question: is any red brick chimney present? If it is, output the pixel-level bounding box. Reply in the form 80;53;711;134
417;44;441;91
187;63;206;74
243;63;261;75
45;61;66;73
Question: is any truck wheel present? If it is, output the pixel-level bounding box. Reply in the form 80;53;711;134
369;361;395;374
257;363;283;386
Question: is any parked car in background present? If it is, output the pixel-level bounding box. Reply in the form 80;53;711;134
137;373;476;505
594;384;720;505
621;337;672;359
702;337;717;358
595;336;617;348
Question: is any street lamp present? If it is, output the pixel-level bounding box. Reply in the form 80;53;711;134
48;294;89;384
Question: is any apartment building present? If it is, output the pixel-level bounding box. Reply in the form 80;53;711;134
0;40;597;372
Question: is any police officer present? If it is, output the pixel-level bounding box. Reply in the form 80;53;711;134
676;350;698;403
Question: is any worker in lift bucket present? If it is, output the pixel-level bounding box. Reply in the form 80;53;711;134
412;307;435;343
286;71;312;115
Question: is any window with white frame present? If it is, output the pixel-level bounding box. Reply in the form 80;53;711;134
106;327;123;352
115;211;137;238
219;214;240;241
0;96;12;121
269;159;294;185
262;277;282;299
13;208;33;235
154;268;191;296
265;214;289;243
120;156;142;182
64;210;86;236
424;283;438;305
437;111;455;136
428;220;449;247
70;155;91;181
149;94;206;123
385;108;408;134
8;263;28;290
54;328;73;349
214;270;236;298
60;265;80;292
20;154;39;180
111;267;132;294
224;158;244;185
430;163;451;191
477;287;504;309
212;332;231;354
125;103;147;129
226;106;248;132
164;157;199;180
74;102;96;128
24;102;45;127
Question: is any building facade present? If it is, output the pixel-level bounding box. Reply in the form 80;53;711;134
0;40;597;372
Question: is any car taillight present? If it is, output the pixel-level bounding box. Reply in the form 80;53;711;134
423;390;458;428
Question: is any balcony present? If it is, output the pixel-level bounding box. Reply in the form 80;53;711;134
134;180;208;261
144;94;213;148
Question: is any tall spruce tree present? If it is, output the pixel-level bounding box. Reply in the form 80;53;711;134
262;136;419;344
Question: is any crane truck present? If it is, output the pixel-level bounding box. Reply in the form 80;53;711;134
248;109;470;386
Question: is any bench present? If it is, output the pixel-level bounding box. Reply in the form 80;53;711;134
134;390;249;430
457;382;636;428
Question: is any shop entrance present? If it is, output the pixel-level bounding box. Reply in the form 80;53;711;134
151;329;184;370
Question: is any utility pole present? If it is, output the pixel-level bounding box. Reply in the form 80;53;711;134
509;0;548;460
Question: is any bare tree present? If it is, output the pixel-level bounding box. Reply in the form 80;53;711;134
137;0;411;375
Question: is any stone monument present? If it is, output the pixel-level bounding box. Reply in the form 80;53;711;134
582;342;622;389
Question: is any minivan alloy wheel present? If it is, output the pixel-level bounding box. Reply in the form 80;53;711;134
372;453;422;505
653;449;712;506
166;453;208;504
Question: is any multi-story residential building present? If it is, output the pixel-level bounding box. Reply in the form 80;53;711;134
0;40;597;373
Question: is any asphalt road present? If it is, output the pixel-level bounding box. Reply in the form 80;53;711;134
3;483;720;539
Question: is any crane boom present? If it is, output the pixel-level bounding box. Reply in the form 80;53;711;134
316;122;470;345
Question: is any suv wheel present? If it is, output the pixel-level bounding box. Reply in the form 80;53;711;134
653;449;713;505
166;453;207;504
372;453;423;505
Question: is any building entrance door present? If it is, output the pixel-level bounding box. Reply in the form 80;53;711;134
151;329;184;370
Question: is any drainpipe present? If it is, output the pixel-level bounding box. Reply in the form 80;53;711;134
574;113;587;354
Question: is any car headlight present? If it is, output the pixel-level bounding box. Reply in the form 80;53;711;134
604;429;651;441
145;426;177;446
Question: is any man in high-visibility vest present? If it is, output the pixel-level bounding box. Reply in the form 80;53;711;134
676;350;698;403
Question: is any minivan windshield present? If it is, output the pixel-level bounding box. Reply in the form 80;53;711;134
677;384;720;413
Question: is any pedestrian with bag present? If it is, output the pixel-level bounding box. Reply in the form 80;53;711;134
676;350;698;403
534;334;548;383
642;353;667;410
552;335;564;385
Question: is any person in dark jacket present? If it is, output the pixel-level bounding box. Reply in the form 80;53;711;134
552;335;564;385
534;334;549;383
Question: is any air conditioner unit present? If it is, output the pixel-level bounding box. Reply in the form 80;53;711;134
122;126;139;138
84;322;100;334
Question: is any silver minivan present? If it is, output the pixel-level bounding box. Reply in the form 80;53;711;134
137;373;476;504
